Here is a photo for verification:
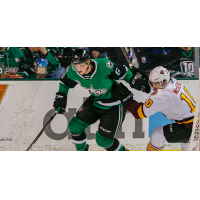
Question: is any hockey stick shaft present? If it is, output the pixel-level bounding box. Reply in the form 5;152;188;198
120;47;132;67
26;107;60;151
120;47;148;78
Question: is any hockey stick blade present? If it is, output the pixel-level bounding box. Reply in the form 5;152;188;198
26;107;60;151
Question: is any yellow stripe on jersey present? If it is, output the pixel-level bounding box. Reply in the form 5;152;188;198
177;118;194;124
147;143;162;151
137;105;146;119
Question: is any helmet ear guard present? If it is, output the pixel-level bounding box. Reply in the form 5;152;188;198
149;66;170;88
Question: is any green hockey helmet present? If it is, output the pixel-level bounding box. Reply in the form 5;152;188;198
72;49;90;64
71;49;90;71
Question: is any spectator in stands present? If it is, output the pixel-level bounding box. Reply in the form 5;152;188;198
89;47;106;59
58;47;76;70
57;47;89;73
133;47;194;77
133;47;172;71
89;47;128;66
161;47;194;77
0;47;31;79
106;47;128;65
21;47;61;78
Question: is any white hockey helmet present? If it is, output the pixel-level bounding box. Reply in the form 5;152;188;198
149;66;170;86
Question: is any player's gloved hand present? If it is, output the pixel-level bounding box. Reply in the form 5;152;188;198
53;92;67;114
131;67;148;80
111;82;133;104
130;76;151;93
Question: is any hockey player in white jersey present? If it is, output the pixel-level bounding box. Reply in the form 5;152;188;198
111;66;196;151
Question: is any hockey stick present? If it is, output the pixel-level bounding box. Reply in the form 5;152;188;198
120;47;148;79
120;47;134;69
26;107;60;151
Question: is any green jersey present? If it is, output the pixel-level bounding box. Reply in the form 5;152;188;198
0;47;28;77
21;47;60;76
58;58;133;110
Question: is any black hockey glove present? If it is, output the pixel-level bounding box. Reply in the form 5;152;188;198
111;82;133;104
130;67;148;80
130;77;151;93
53;92;67;114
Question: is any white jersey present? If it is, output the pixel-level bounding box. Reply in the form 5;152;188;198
142;78;196;122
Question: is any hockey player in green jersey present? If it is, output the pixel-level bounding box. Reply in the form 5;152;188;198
53;49;150;151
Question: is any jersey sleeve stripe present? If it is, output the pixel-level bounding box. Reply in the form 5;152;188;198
126;100;144;119
59;80;65;84
176;118;194;124
146;143;164;151
137;105;146;119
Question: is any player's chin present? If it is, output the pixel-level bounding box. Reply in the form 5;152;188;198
78;71;84;75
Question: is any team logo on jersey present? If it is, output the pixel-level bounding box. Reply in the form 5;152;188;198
106;61;113;69
83;84;107;96
141;57;146;63
160;70;164;74
15;58;19;62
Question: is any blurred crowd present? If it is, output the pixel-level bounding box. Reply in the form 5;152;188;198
0;47;195;79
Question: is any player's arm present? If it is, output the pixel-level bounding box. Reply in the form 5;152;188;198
15;48;29;78
108;62;150;93
45;48;61;70
126;100;146;119
53;72;78;114
107;62;132;81
111;82;167;119
127;95;168;119
58;72;78;93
